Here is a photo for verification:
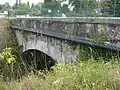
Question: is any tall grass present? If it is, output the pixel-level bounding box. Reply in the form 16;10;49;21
0;44;119;81
0;60;120;90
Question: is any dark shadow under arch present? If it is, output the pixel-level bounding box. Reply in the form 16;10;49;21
22;49;57;70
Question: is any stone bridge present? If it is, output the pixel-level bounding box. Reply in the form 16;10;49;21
11;17;120;65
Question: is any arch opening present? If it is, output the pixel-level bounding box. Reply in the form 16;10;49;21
22;49;57;70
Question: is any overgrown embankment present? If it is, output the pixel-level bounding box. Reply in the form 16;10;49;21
0;19;22;80
0;60;120;90
0;19;17;50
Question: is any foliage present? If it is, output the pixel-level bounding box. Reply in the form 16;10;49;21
0;0;102;17
11;0;100;17
12;3;30;15
42;0;100;17
69;0;97;12
66;0;99;16
0;3;11;11
2;0;120;17
103;0;120;17
0;19;27;80
0;48;16;64
0;47;27;80
29;3;42;16
1;60;120;90
41;0;62;16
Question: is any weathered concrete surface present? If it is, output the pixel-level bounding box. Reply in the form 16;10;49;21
12;17;120;45
12;17;120;63
15;30;79;64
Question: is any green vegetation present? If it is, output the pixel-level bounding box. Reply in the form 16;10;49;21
103;0;120;17
0;60;120;90
0;19;25;81
0;0;119;17
0;0;104;17
0;41;120;89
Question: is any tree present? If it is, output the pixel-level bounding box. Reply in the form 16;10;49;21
67;0;99;16
41;0;62;16
13;3;30;15
61;4;69;14
29;3;42;16
103;0;120;17
27;0;99;17
0;5;3;10
12;0;99;17
4;3;11;10
0;3;11;11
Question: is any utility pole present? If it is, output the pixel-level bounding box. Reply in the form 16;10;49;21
16;0;21;6
15;0;18;7
113;0;116;17
19;0;21;5
79;0;82;13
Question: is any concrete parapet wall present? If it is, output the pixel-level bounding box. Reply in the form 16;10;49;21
12;17;120;24
12;17;120;47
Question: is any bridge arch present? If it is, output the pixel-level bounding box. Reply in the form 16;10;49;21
15;30;78;65
22;49;57;70
22;39;65;64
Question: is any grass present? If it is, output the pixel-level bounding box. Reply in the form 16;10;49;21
0;60;120;90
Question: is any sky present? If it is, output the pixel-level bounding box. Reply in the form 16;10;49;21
0;0;44;6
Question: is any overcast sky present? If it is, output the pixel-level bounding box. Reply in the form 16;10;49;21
0;0;44;6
